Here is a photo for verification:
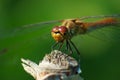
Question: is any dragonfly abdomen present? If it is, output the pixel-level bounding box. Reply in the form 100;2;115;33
83;18;119;32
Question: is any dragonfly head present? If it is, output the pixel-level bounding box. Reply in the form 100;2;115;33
51;26;68;42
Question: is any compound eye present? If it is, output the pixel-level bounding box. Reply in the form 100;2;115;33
58;26;68;34
52;26;59;32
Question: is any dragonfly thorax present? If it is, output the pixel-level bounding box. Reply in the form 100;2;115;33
61;19;87;36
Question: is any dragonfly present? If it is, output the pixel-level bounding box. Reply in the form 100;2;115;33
1;14;120;55
51;15;120;55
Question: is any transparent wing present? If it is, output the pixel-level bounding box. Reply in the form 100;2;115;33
86;26;120;42
0;19;63;39
0;19;63;55
72;15;120;56
79;14;120;20
72;24;120;56
76;14;120;41
84;15;120;41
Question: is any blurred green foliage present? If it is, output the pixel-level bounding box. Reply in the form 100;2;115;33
0;0;120;80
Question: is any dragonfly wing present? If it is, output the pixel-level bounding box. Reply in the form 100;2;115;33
21;19;63;28
85;25;120;42
0;19;63;55
79;15;120;41
0;19;63;39
79;14;120;20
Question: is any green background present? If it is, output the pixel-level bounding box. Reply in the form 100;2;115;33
0;0;120;80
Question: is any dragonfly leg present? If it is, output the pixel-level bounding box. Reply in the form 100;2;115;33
51;42;59;50
58;42;64;50
69;40;80;55
66;40;69;50
51;42;64;50
66;40;73;55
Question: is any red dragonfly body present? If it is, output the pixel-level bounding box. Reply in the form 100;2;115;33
51;15;120;54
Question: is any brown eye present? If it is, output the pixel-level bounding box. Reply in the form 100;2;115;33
52;26;59;32
58;26;68;34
